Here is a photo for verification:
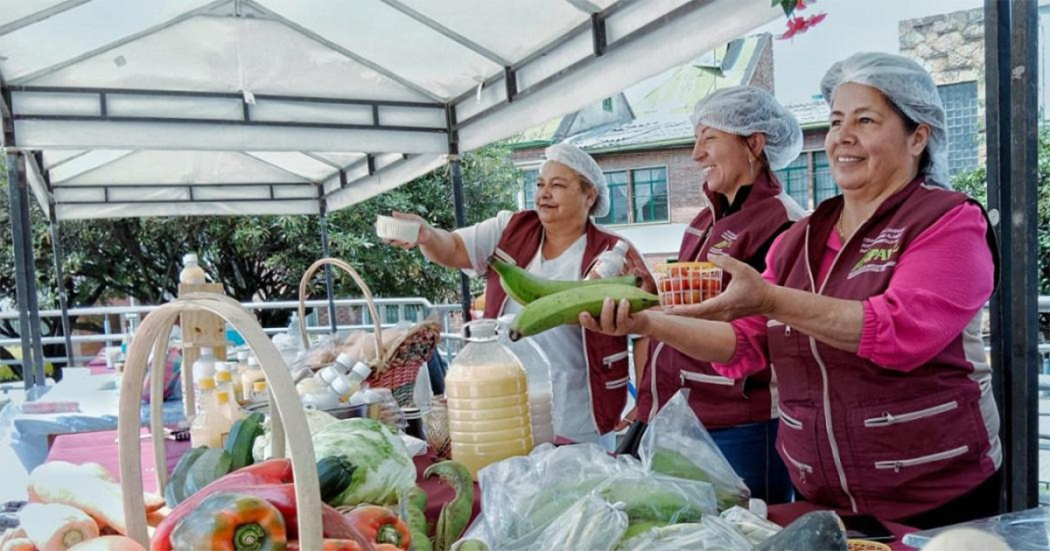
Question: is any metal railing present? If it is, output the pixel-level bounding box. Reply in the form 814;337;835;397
0;298;467;368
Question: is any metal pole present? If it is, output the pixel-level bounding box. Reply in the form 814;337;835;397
1006;0;1040;512
318;196;338;334
446;105;472;322
450;157;472;320
38;153;75;369
6;152;45;390
984;0;1011;514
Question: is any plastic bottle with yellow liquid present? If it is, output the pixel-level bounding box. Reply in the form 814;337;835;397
445;320;533;478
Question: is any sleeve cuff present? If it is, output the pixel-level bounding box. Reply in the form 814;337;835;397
857;299;881;360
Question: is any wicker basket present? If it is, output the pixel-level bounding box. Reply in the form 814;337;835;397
297;258;441;407
116;292;325;549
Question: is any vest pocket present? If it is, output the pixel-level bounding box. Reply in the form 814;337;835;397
780;444;814;484
873;445;969;473
779;407;803;430
679;370;735;386
863;400;958;428
602;351;629;369
604;375;630;390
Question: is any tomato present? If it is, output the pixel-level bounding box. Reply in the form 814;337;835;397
687;290;703;304
659;279;674;293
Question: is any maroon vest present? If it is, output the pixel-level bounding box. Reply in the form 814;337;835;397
483;211;656;435
768;176;1000;521
637;172;804;428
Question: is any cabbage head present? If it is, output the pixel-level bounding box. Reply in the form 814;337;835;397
312;418;416;506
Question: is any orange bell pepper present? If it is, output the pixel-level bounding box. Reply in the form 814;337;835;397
343;506;412;550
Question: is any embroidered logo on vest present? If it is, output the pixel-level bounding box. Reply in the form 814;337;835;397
848;227;905;279
708;229;739;256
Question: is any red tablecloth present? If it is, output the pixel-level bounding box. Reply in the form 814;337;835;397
46;428;191;493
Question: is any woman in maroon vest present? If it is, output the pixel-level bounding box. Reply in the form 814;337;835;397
582;52;1000;528
385;142;655;450
625;86;806;505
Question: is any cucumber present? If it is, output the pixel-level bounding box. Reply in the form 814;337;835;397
224;412;264;471
184;448;234;498
165;446;208;507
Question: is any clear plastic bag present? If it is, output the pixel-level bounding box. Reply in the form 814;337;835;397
719;505;783;546
614;515;752;551
592;470;718;526
287;333;340;374
640;389;751;510
476;443;635;549
530;495;628;551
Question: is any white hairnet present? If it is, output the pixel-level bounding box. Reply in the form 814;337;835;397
689;86;803;170
821;52;949;188
542;142;609;218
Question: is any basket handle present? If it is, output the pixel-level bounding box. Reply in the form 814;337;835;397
297;258;385;363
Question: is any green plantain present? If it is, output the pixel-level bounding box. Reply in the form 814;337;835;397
488;256;641;306
508;283;660;341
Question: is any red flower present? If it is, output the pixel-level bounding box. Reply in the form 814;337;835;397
777;12;827;40
795;0;808;11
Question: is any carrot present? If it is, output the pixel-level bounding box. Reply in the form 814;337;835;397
28;462;130;535
20;503;100;550
68;536;147;551
0;537;36;551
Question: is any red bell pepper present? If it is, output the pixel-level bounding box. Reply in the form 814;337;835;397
343;506;412;550
153;482;369;551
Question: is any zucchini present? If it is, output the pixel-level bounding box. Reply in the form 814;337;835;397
184;448;234;498
317;456;356;505
225;412;265;471
165;446;208;507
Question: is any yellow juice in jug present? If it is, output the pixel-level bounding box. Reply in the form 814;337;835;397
445;321;533;477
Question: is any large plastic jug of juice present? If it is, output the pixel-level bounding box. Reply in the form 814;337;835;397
497;315;555;446
445;320;533;478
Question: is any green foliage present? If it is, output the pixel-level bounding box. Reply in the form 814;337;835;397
1;145;521;350
952;125;1050;295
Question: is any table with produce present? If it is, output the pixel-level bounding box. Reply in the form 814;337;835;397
1;256;923;551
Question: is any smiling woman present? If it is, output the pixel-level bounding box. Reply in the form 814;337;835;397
381;142;656;451
581;53;1002;530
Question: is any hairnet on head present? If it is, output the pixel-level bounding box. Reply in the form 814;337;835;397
821;52;949;188
542;142;609;218
689;86;803;170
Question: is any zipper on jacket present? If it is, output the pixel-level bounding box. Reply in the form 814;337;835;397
864;400;958;428
605;376;630;390
680;370;735;386
579;327;600;435
602;351;629;367
780;408;803;430
781;445;814;483
874;445;969;473
805;224;859;513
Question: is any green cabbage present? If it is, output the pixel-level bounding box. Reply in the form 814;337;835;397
311;418;416;506
252;408;340;462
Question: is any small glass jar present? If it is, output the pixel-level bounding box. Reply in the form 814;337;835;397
424;396;451;459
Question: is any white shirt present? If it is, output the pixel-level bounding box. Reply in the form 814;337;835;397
455;211;605;445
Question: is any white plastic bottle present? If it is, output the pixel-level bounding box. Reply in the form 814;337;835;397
179;253;206;285
214;366;239;407
190;377;224;448
497;315;555;446
241;356;265;403
192;347;218;411
587;240;631;280
304;362;372;409
217;389;246;425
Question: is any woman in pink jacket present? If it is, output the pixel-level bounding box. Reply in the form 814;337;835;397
582;52;1000;529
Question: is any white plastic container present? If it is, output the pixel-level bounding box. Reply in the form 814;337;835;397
192;347;218;412
304;362;372;409
498;315;555;446
190;377;224;448
375;215;422;244
179;253;206;285
241;356;265;403
587;240;631;280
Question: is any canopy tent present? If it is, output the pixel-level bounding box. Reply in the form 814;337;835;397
1;0;780;220
1;0;782;381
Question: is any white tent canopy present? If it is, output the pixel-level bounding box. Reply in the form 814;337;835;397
1;0;778;220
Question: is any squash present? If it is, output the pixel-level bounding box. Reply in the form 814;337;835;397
184;449;234;498
316;457;356;505
166;447;207;507
225;413;265;471
753;511;848;551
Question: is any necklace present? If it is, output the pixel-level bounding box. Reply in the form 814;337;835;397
836;215;845;238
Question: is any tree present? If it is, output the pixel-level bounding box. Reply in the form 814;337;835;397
952;125;1050;295
0;144;522;369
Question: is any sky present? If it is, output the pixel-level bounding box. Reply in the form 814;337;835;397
757;0;985;105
